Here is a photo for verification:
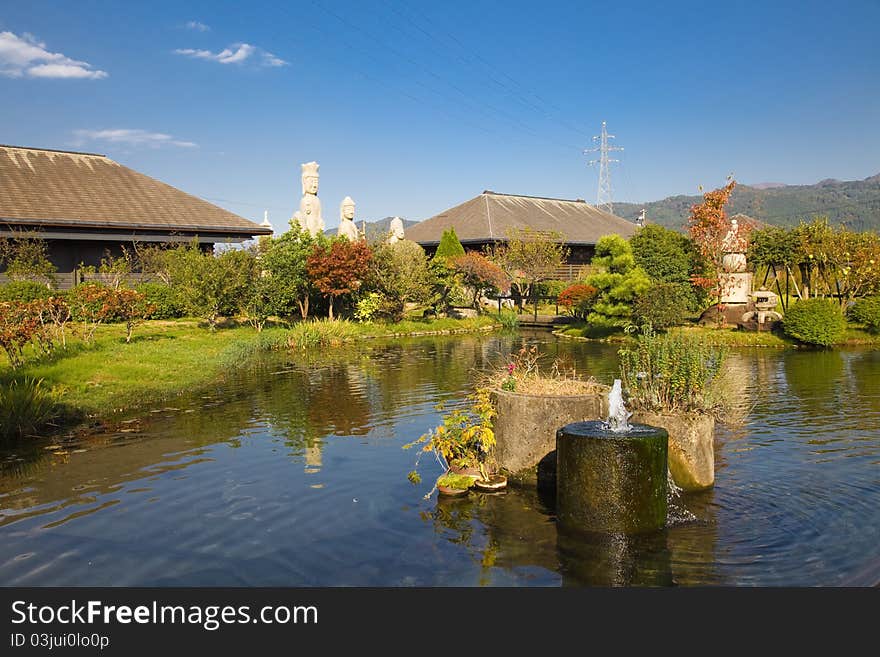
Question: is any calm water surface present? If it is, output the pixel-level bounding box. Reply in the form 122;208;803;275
1;332;878;586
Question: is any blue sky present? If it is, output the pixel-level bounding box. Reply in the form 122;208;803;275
1;0;878;232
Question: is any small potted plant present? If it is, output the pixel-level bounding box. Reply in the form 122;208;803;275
404;386;505;497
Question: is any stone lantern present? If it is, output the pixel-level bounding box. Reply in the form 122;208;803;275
740;287;782;331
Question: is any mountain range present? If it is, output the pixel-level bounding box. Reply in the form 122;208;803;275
324;216;418;240
613;173;880;232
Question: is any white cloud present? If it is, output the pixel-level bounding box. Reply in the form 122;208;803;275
72;129;197;149
0;31;107;79
174;42;287;67
184;21;210;32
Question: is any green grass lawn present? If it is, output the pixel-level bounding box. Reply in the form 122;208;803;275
1;315;501;427
2;320;262;418
557;322;880;347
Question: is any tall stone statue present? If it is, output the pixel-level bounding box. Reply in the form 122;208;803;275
337;196;360;241
720;217;751;303
387;216;405;245
292;161;324;237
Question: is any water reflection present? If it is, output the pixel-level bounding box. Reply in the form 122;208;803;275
0;334;878;586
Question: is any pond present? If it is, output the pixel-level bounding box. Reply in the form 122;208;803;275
1;331;879;586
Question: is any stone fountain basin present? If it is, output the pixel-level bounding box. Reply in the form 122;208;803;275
556;421;668;535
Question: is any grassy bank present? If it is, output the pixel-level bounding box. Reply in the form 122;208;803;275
1;315;500;432
556;322;880;347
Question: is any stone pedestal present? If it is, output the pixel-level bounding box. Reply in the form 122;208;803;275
492;389;607;481
720;271;753;304
632;411;715;491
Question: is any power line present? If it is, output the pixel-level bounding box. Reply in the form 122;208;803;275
310;1;583;155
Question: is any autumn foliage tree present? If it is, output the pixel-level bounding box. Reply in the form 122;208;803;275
686;178;743;308
450;252;509;309
306;239;373;319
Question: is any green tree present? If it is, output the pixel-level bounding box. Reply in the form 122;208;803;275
165;244;255;330
585;234;652;326
260;227;321;319
366;240;433;320
0;232;56;284
433;228;465;263
630;224;699;284
492;227;569;311
430;229;466;313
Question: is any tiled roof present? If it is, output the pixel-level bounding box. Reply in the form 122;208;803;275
406;191;638;245
0;145;270;236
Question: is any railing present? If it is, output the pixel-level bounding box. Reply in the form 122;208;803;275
488;294;563;320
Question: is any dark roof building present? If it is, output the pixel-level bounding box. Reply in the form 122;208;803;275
407;191;639;279
0;144;271;287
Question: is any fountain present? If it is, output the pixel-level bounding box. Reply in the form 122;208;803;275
556;379;669;535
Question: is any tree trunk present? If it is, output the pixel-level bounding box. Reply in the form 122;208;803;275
328;297;334;320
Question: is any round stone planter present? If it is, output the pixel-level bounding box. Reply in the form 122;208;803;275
491;387;608;483
631;411;716;491
556;421;668;535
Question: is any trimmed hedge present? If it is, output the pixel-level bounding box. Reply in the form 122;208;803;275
0;281;56;302
783;298;846;346
848;296;880;333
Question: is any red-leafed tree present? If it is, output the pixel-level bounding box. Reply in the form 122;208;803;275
451;252;510;309
102;288;155;343
306;239;373;319
686;178;744;308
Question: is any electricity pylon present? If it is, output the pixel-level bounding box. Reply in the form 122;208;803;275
585;121;623;214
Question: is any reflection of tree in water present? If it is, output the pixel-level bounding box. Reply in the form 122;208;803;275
426;494;500;586
782;349;846;418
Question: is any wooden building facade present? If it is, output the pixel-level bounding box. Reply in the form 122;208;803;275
0;145;271;288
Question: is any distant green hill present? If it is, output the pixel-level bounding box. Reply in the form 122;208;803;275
614;174;880;232
324;216;418;240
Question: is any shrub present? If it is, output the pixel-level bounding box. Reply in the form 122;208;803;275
0;301;40;369
450;252;509;308
101;289;154;343
619;326;726;414
631;283;696;328
0;378;59;440
433;228;465;263
354;292;384;322
0;281;55;302
66;282;115;341
306;239;373;320
848;296;880;333
135;283;184;319
558;283;598;320
367;241;433;320
783;298;846;346
534;279;568;298
497;309;519;330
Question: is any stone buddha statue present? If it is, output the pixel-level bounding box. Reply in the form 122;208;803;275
387;216;405;245
292;161;324;236
337;196;360;241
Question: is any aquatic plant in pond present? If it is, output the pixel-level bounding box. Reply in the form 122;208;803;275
619;326;725;415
